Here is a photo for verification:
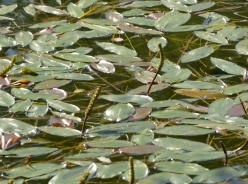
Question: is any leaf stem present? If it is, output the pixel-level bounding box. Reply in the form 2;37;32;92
146;44;164;95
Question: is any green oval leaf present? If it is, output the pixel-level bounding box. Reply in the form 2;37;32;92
6;163;64;179
181;46;214;63
155;161;208;175
154;125;214;136
236;39;248;55
46;99;80;113
153;137;215;151
0;90;15;107
34;79;71;90
104;103;135;122
100;94;153;105
211;57;245;75
96;41;137;56
0;118;35;135
15;31;33;47
38;126;81;137
86;139;133;148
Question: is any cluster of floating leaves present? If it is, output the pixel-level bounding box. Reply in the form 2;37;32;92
0;0;248;183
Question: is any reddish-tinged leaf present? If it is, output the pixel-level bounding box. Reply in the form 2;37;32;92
48;116;75;128
1;132;20;150
226;103;248;117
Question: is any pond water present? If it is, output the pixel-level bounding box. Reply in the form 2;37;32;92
0;0;248;183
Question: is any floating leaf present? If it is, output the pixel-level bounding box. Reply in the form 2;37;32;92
65;148;112;161
91;60;115;73
53;52;97;62
67;3;84;18
137;172;170;184
148;149;185;162
141;99;197;108
195;31;228;44
78;0;98;9
49;163;97;184
38;126;81;137
154;125;214;136
53;23;82;33
236;39;248;55
96;41;137;56
55;73;94;81
48;116;75;127
127;83;169;95
46;100;80;113
119;145;162;156
117;24;163;35
105;11;124;22
124;17;154;27
131;129;154;145
153;137;215;151
39;88;67;100
154;10;191;30
95;162;128;179
211;57;245;75
103;103;135;122
0;34;17;47
0;90;15;107
122;160;149;182
181;46;214;63
172;80;224;90
51;111;81;122
26;103;48;117
161;68;191;83
15;31;33;47
130;107;152;121
227;103;248;117
34;79;71;90
174;89;226;99
123;1;161;8
96;54;141;62
29;40;54;53
188;2;215;12
155;161;208;175
162;24;209;32
223;83;248;95
100;94;153;105
174;151;232;162
1;132;20;150
147;37;168;52
87;121;156;137
135;70;161;83
0;118;35;135
208;98;235;115
10;99;32;113
193;165;248;183
34;5;68;15
0;147;57;157
86;139;133;148
0;4;17;15
6;163;64;179
53;33;79;47
151;110;199;119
